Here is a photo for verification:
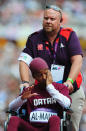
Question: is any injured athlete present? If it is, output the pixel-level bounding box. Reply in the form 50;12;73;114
7;58;71;131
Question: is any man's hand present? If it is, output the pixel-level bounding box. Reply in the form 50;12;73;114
20;83;29;93
21;86;38;100
64;81;74;93
46;70;53;86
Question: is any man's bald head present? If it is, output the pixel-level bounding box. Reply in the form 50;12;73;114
43;5;63;34
45;5;63;22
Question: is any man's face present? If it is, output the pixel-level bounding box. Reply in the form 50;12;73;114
43;9;61;33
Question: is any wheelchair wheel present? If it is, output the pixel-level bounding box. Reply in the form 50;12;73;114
4;121;8;131
63;120;73;131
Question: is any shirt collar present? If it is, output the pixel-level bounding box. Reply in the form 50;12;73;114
41;27;62;43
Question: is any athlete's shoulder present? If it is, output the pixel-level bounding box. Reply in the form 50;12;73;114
52;82;60;90
52;82;67;91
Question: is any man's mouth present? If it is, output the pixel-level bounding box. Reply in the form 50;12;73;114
46;25;52;27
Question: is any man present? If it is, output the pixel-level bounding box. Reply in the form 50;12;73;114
7;58;71;131
18;5;85;131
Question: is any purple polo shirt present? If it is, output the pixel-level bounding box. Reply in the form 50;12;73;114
18;27;83;93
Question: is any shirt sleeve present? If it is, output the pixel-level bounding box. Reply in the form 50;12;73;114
68;31;83;57
46;84;71;108
9;96;27;111
18;37;33;66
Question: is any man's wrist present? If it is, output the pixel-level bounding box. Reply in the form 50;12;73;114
21;81;29;84
67;78;74;84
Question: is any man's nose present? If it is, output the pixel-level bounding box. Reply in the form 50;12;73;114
47;18;51;23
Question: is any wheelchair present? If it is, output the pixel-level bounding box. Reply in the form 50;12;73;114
4;103;73;131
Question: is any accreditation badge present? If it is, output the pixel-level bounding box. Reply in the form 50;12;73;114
51;64;65;83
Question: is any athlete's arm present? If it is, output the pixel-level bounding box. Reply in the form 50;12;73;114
9;88;38;111
9;96;27;111
46;70;71;108
46;84;71;108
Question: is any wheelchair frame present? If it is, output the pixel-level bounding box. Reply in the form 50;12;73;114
4;106;73;131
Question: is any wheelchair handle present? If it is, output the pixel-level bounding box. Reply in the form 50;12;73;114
6;110;17;115
64;107;73;113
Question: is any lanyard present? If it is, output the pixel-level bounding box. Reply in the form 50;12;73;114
45;38;59;64
53;38;59;64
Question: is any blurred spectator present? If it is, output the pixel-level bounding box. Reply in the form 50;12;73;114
0;74;19;129
0;0;86;130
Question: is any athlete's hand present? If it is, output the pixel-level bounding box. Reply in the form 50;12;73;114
21;85;38;100
64;81;74;93
46;70;53;86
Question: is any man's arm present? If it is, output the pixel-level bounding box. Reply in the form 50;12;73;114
64;55;82;93
63;31;83;93
19;61;30;90
68;55;82;81
19;61;30;82
18;36;33;89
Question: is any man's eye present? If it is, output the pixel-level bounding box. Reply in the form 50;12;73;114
44;17;48;20
51;18;55;21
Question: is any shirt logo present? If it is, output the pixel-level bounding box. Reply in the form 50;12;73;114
20;56;27;60
37;44;43;50
34;98;56;106
46;46;49;50
60;43;65;48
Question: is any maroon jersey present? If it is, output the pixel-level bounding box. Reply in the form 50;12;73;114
24;82;71;125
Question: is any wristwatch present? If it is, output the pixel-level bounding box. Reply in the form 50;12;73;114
21;81;29;84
